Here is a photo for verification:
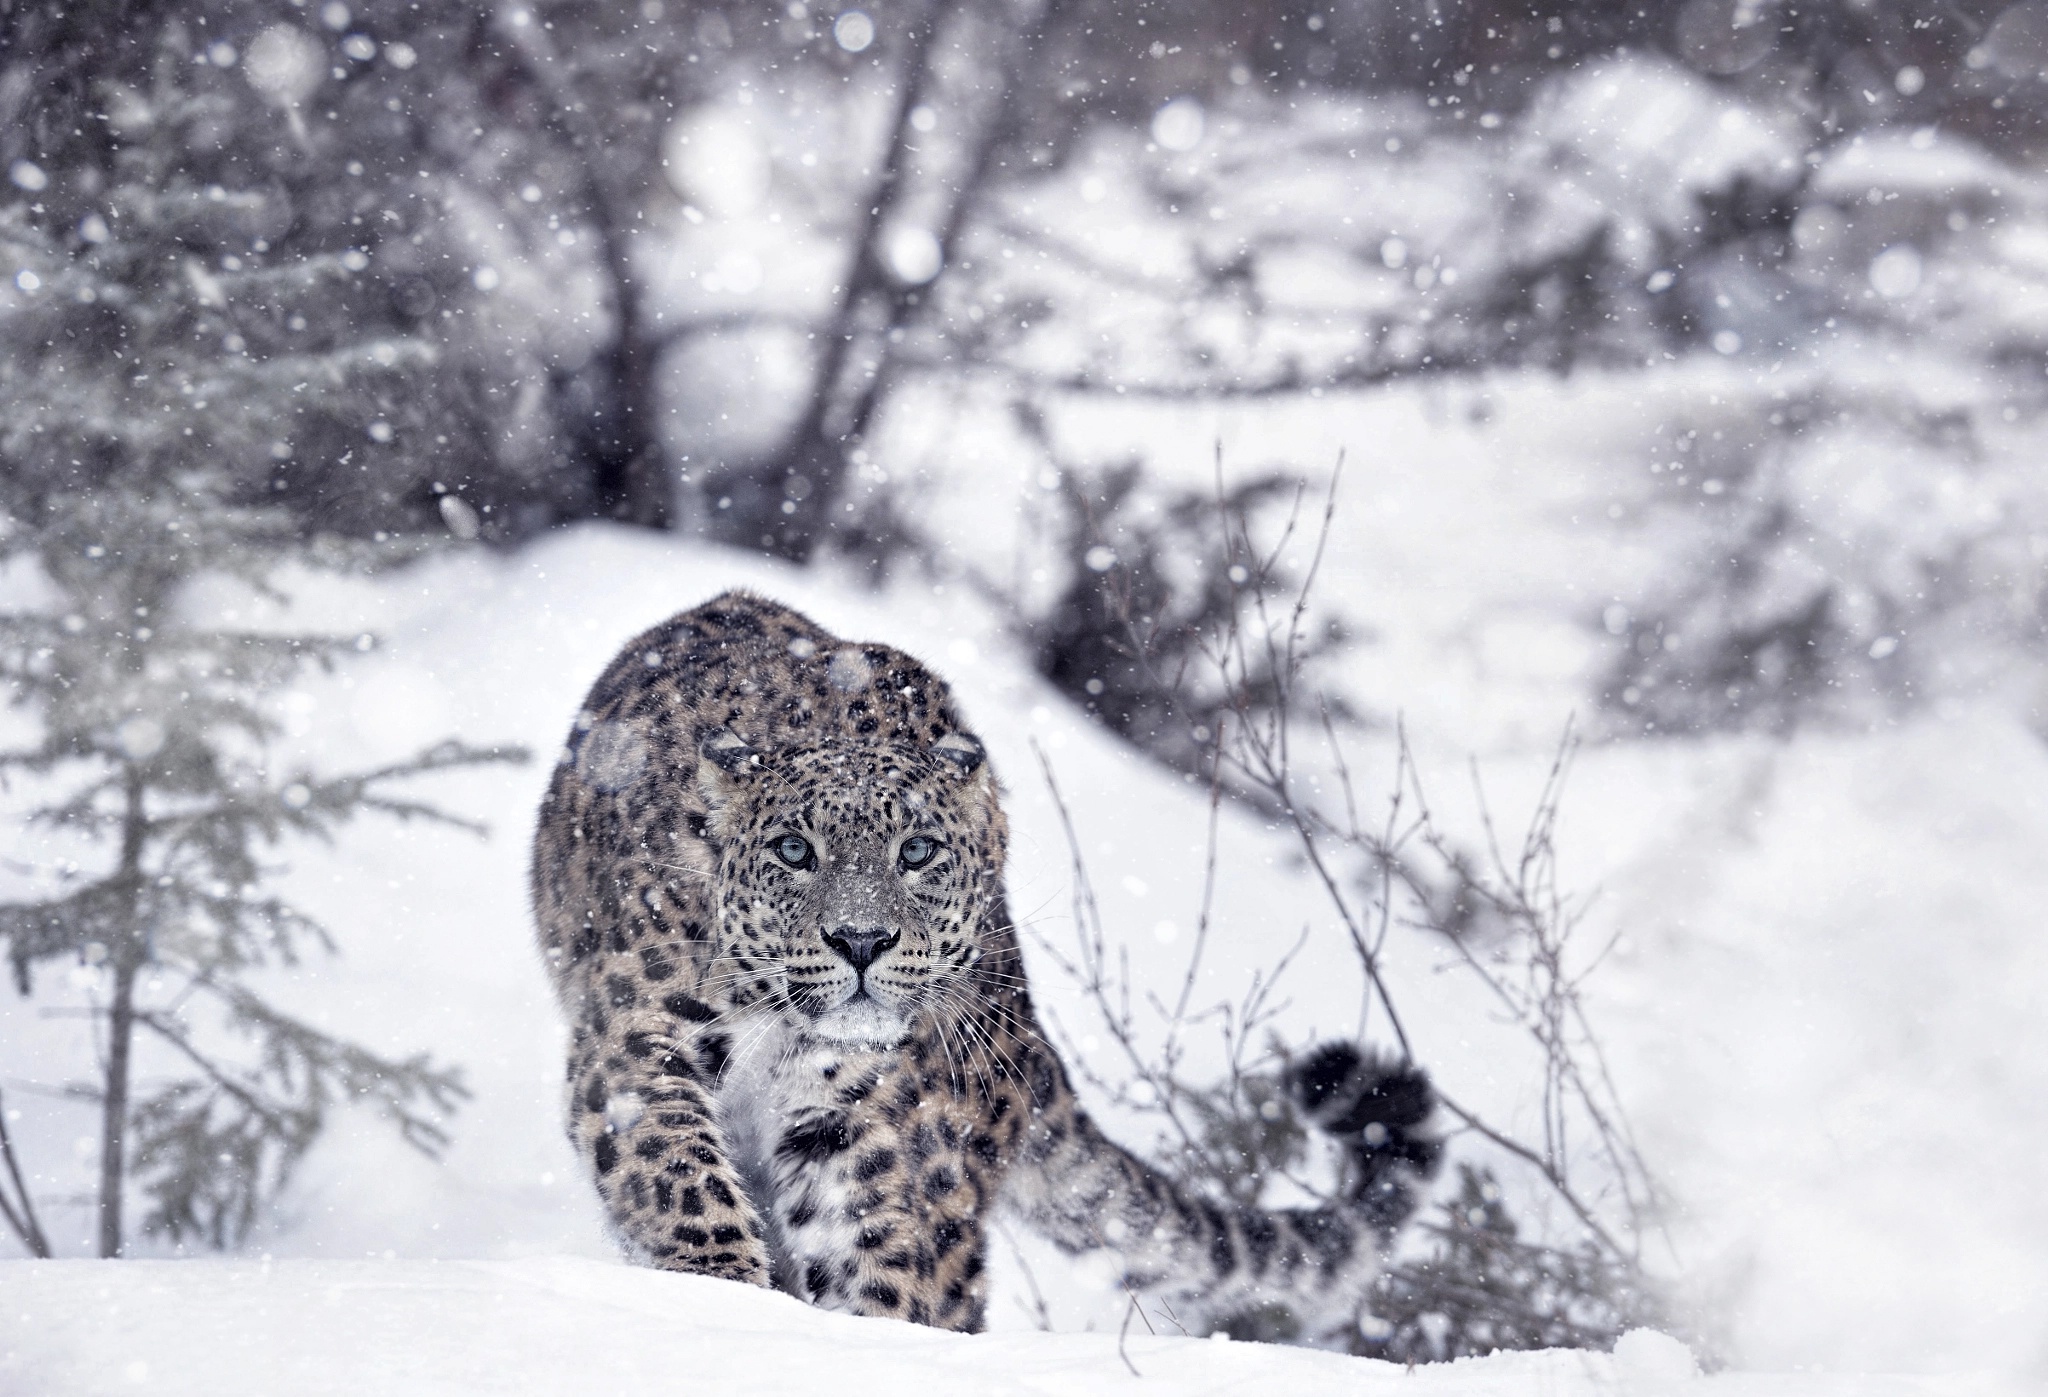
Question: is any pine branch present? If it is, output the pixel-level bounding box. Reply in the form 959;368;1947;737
135;1012;297;1138
285;739;532;838
207;980;470;1157
129;981;470;1248
179;890;337;969
23;775;130;833
0;879;134;995
144;738;529;854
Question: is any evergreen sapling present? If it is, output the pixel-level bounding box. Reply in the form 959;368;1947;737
0;50;525;1259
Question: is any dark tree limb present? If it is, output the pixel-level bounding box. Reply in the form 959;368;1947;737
494;8;672;530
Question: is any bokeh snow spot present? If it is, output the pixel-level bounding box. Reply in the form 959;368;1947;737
1151;97;1205;153
833;9;874;53
578;721;650;793
664;109;771;218
1868;245;1922;299
117;717;165;760
886;226;943;286
244;26;324;106
827;648;873;692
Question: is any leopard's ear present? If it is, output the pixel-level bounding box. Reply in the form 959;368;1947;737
695;729;758;823
932;730;986;777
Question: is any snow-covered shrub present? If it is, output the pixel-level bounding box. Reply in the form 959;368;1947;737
1026;475;1686;1358
1604;385;2047;734
1511;57;1807;354
1022;460;1344;779
1364;1164;1666;1363
1600;126;2048;736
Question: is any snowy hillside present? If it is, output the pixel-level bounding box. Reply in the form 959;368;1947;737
6;521;2046;1385
0;1257;2015;1397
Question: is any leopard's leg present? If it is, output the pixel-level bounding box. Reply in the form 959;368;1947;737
766;1057;995;1332
568;1008;770;1286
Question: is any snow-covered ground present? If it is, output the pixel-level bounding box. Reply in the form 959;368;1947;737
6;507;2046;1386
0;1257;2016;1397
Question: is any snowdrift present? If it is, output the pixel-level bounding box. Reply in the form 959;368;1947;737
0;1257;2010;1397
3;522;2044;1381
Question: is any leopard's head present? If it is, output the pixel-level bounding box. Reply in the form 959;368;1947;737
692;726;1005;1047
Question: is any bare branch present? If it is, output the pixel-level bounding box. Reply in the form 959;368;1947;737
1431;1092;1630;1263
0;1087;53;1258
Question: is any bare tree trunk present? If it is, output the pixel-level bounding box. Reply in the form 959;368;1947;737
831;0;1066;445
694;0;954;562
576;214;671;530
97;766;147;1259
97;956;138;1258
703;0;1075;564
498;11;673;531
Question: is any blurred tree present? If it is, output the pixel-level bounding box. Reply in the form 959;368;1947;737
482;0;703;530
11;0;2038;558
725;0;1089;561
434;0;1101;560
1;0;599;540
0;45;523;1258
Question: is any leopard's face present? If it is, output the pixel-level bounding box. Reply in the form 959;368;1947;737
698;731;1002;1047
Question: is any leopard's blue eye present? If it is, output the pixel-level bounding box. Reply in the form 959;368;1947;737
899;835;937;869
774;834;813;867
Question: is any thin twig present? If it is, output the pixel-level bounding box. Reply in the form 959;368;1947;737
0;1087;53;1258
995;1218;1055;1331
1118;1282;1155;1378
1166;719;1228;1047
1431;1093;1629;1263
1204;455;1665;1282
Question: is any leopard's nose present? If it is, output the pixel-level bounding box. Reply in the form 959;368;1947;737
823;925;900;973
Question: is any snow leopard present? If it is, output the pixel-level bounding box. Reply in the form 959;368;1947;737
530;590;1438;1338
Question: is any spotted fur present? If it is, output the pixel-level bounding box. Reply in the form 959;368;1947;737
532;590;1437;1338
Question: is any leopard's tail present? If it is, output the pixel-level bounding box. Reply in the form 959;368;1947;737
1289;1042;1443;1239
1002;1042;1440;1343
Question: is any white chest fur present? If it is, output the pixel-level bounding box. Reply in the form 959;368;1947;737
715;1021;865;1288
716;1020;795;1207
